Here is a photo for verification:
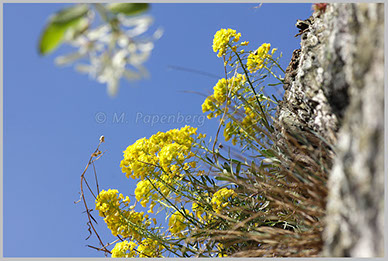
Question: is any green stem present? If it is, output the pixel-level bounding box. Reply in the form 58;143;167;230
263;65;284;83
93;3;120;33
229;46;273;133
268;56;285;74
93;3;110;23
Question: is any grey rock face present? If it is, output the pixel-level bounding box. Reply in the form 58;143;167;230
275;3;384;257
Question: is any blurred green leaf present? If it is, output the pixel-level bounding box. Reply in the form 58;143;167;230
38;4;89;55
260;149;275;158
38;24;67;55
51;4;89;25
236;162;241;174
215;176;231;182
107;3;149;15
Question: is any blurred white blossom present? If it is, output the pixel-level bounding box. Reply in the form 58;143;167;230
55;10;163;97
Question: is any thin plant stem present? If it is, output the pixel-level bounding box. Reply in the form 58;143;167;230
229;45;273;133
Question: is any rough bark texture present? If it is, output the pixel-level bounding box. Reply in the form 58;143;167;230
276;3;384;257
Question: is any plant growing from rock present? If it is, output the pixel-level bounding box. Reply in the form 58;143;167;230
78;27;331;258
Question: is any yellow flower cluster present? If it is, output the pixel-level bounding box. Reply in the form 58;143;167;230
111;240;137;258
223;121;238;145
95;189;131;213
191;191;214;223
247;43;277;73
211;188;237;214
202;74;246;119
168;209;191;236
137;238;164;257
120;126;200;180
192;202;205;221
241;106;259;133
134;177;170;213
212;28;241;57
111;238;163;258
134;179;154;208
95;189;148;241
158;143;188;173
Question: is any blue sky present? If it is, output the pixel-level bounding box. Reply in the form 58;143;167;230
3;3;312;257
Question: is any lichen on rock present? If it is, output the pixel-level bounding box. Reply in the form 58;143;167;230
274;3;384;257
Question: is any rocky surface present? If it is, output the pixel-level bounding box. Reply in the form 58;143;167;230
275;3;384;257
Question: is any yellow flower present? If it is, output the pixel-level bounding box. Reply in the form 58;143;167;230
137;238;164;257
95;189;148;241
211;188;237;214
189;161;197;168
192;202;206;222
134;179;153;207
169;209;191;236
159;143;188;172
111;240;137;258
217;243;228;257
121;126;201;181
135;176;172;212
247;43;274;73
202;74;246;118
213;28;241;57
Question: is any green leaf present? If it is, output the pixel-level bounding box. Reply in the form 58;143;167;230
107;3;149;15
230;159;242;164
38;24;67;55
38;4;89;55
236;162;241;174
223;162;231;173
215;176;231;182
205;156;214;164
51;4;89;25
260;149;275;158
